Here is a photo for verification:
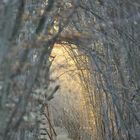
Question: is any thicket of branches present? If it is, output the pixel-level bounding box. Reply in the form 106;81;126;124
0;0;140;140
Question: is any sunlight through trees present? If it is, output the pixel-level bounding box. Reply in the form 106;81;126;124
0;0;140;140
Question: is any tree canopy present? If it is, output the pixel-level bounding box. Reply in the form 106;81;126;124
0;0;140;140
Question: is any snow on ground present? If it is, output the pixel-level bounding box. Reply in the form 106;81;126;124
55;126;72;140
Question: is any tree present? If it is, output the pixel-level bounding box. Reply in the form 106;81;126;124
0;0;140;140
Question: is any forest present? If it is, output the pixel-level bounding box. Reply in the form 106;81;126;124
0;0;140;140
